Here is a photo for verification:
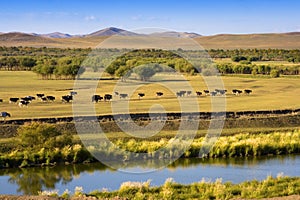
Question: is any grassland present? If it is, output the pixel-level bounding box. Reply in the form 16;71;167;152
0;71;299;119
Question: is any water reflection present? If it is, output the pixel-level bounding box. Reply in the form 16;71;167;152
0;155;299;195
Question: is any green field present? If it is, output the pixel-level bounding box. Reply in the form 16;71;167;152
0;71;299;119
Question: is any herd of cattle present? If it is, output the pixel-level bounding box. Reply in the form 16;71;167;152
0;89;252;120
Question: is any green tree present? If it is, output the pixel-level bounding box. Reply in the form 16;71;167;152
134;64;158;81
20;57;36;70
18;122;72;150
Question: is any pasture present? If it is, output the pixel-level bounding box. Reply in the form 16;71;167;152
0;71;299;119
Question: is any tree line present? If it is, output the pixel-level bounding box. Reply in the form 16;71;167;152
0;46;300;79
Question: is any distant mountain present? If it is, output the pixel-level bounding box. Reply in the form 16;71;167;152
0;32;54;42
86;27;139;37
39;32;73;38
1;28;300;49
284;32;300;35
150;31;201;38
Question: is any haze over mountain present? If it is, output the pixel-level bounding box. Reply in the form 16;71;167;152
38;32;73;38
0;27;300;49
2;27;201;38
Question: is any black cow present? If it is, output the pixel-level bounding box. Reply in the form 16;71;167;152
203;90;210;95
156;92;163;97
210;91;217;96
41;97;48;102
46;96;55;101
26;96;36;100
176;91;186;97
62;95;72;103
0;99;3;103
21;96;35;102
196;91;202;96
36;93;44;98
92;95;103;103
19;100;30;107
215;89;227;96
186;91;192;96
232;89;242;95
138;93;145;99
0;112;11;120
104;94;112;101
244;89;252;95
119;93;128;99
9;98;19;104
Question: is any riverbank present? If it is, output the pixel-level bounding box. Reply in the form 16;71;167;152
1;128;300;169
1;195;300;200
1;176;300;200
1;108;300;138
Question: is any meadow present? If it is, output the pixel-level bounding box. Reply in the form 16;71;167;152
0;71;299;120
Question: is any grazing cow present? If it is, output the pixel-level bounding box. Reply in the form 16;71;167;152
114;91;119;96
26;96;36;100
21;96;35;102
9;98;19;104
46;96;55;101
0;99;3;103
176;91;183;97
138;93;145;99
156;92;163;97
104;94;112;101
186;91;192;96
70;91;77;96
36;93;44;98
210;91;217;96
203;90;210;95
119;93;128;99
92;95;103;103
0;112;11;120
176;91;185;97
215;89;227;96
19;100;30;107
196;91;202;96
232;89;242;95
176;91;184;97
244;89;252;95
62;95;72;103
41;97;48;102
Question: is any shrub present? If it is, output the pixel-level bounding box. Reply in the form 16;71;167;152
270;69;280;78
17;122;73;150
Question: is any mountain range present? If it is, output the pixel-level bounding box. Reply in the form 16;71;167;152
22;27;201;38
0;27;300;49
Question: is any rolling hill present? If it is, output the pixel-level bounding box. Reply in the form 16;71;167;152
86;27;139;37
0;28;300;49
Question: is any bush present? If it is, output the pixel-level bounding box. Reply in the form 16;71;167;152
17;122;73;150
270;69;280;78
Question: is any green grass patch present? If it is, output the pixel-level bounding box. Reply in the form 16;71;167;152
85;175;300;199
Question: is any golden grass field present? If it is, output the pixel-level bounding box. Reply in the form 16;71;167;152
0;71;299;120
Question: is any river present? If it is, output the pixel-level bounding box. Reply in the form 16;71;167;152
0;155;300;195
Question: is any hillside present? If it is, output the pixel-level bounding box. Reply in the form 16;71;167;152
0;28;300;49
195;32;300;49
87;27;139;37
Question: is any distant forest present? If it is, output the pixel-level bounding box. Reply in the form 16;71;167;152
0;46;299;79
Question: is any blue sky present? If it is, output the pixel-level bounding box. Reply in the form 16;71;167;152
0;0;299;35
